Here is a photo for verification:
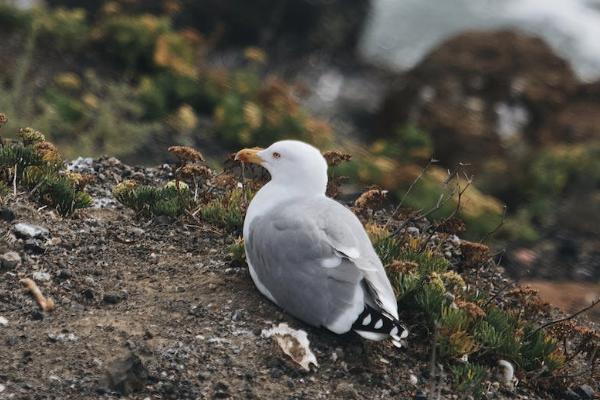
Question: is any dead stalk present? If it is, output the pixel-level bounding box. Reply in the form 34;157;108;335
526;297;600;339
13;163;18;196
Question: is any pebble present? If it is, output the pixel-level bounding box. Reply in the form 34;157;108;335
335;382;359;399
105;352;149;395
576;385;595;399
407;227;420;235
0;384;5;393
48;332;78;342
13;223;49;239
0;251;21;269
31;310;44;320
213;381;230;398
0;207;15;222
33;271;51;282
127;227;145;236
81;288;95;300
103;291;126;304
414;392;427;400
409;374;418;385
0;316;8;326
57;269;73;280
565;388;581;399
24;239;45;254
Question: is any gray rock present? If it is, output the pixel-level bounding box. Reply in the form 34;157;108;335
565;388;581;399
103;291;126;305
0;316;8;326
24;239;45;254
1;251;22;269
32;271;51;282
13;223;49;239
576;385;595;399
105;352;148;395
213;381;230;399
407;226;420;235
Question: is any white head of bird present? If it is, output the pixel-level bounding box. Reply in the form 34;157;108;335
235;140;328;195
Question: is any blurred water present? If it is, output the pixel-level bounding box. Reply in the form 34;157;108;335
360;0;600;81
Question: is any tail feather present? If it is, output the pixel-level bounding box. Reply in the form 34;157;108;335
352;304;408;347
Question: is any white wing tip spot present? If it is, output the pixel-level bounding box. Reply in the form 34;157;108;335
362;314;372;326
374;319;383;329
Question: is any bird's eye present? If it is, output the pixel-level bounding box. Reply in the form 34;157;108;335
272;152;281;159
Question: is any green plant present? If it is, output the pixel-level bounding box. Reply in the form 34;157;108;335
23;166;93;214
228;237;246;266
0;122;91;215
450;363;487;399
371;225;565;387
113;180;192;218
199;188;251;232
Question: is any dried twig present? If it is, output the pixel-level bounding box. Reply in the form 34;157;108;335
526;297;600;339
384;158;435;229
13;163;18;196
482;280;513;308
386;193;445;241
20;278;55;312
480;205;507;243
417;172;472;253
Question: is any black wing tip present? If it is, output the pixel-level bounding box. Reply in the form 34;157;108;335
352;304;409;345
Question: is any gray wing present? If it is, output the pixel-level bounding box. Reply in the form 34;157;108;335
246;197;397;332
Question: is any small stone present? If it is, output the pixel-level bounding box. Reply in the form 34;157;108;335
105;352;148;395
409;374;418;385
335;382;359;399
565;388;581;399
127;227;145;236
0;383;5;393
414;391;427;400
57;269;72;280
189;305;208;317
103;292;125;304
32;271;51;282
5;335;17;346
407;227;420;235
0;208;15;222
24;240;45;254
154;215;172;225
31;310;44;320
576;385;595;399
213;381;230;398
13;223;49;239
0;316;8;326
0;251;21;269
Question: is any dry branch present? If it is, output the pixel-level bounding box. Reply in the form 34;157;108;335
527;297;600;339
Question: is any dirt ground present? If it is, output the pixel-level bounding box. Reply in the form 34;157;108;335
0;158;594;400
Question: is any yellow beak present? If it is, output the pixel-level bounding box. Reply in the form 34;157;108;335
235;147;265;165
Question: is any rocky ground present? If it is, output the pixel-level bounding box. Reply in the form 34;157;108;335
0;157;596;400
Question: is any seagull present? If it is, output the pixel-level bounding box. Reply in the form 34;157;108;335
235;140;408;347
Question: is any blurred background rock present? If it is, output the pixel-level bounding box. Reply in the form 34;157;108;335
0;0;598;317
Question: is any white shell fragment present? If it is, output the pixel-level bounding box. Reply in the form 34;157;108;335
498;359;516;388
261;323;319;371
